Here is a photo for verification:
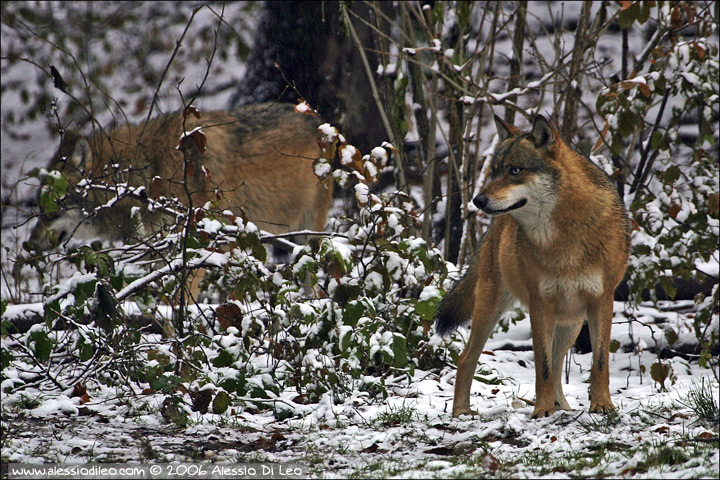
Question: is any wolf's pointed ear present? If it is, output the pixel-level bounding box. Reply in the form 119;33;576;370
69;138;92;172
58;131;92;173
531;115;555;149
494;114;521;142
58;132;92;172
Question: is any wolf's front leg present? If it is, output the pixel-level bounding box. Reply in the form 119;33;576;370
587;296;615;413
529;300;558;418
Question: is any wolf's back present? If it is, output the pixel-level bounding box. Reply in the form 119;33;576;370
31;102;330;247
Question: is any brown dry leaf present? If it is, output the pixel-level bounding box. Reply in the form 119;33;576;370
317;124;340;160
71;383;91;404
216;302;244;331
134;96;147;116
592;121;610;153
708;193;719;216
71;383;87;398
256;431;286;450
160;396;183;423
294;100;319;117
669;203;682;220
185;160;195;178
183;105;201;121
638;83;651;98
176;129;207;154
224;211;236;224
618;1;633;11
338;144;362;167
190;388;214;414
481;453;501;471
201;164;212;181
193;207;206;226
151;176;163;197
620;80;638;90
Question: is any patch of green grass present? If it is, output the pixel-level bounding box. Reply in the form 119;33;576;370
14;393;42;410
576;409;621;434
375;403;416;427
347;456;407;479
624;443;692;475
678;378;719;425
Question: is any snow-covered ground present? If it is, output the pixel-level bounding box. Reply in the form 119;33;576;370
2;302;718;478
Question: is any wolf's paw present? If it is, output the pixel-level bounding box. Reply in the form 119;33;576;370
452;406;479;418
531;406;556;419
589;402;615;414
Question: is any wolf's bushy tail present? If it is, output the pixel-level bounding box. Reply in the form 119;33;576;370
435;251;481;336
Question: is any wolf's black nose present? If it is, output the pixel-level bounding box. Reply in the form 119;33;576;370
473;194;488;211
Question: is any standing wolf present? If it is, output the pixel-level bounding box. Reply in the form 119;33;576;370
435;114;631;419
31;102;331;247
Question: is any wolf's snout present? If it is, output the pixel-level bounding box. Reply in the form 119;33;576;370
473;194;489;211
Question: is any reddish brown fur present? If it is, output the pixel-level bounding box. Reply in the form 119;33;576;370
32;103;331;245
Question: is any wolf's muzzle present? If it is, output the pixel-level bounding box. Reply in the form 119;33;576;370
473;194;527;215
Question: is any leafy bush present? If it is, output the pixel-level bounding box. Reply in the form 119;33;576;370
2;104;461;417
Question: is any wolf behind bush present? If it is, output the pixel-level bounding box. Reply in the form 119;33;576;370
31;102;331;248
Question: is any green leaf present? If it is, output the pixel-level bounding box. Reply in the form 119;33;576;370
1;348;14;369
650;130;669;151
212;390;232;414
84;251;114;278
659;275;677;300
618;2;640;29
333;284;361;306
662;165;681;186
213;349;235;368
617;110;640;138
43;299;61;327
392;334;408;368
638;2;651;24
76;336;95;362
415;296;441;321
664;327;679;346
74;278;97;307
343;300;365;327
29;330;53;361
151;374;182;394
110;273;124;291
38;171;69;215
237;232;266;262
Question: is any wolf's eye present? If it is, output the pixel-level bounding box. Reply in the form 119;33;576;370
509;166;522;175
